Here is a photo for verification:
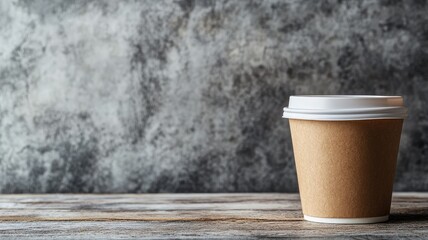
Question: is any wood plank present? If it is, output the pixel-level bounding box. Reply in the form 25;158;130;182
0;193;427;239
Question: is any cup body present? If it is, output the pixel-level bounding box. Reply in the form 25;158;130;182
289;119;403;223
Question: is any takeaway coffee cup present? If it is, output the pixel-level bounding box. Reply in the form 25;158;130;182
282;95;407;224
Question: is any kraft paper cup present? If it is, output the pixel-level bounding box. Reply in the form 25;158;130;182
282;96;407;224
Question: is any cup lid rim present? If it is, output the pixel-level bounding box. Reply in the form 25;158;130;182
283;95;407;120
290;95;403;98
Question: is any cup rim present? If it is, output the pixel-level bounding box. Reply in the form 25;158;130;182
283;95;407;121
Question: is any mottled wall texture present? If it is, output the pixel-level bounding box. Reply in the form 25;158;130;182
0;0;427;193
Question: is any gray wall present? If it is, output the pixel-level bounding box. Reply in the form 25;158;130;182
0;0;427;193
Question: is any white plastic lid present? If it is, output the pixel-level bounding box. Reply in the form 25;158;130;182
282;95;407;121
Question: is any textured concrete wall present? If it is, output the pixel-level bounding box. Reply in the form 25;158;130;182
0;0;427;193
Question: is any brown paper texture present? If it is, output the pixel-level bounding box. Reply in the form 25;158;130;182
289;119;403;218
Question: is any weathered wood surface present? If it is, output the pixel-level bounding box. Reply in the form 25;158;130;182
0;193;427;239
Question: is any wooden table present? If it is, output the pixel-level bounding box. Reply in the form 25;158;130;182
0;193;427;239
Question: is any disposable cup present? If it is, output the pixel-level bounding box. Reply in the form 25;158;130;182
283;95;407;224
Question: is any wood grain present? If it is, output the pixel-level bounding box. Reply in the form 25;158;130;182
0;193;427;239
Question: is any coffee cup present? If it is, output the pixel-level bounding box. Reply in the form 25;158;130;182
283;95;407;224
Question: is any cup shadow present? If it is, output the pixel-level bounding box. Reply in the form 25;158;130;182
388;208;428;223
